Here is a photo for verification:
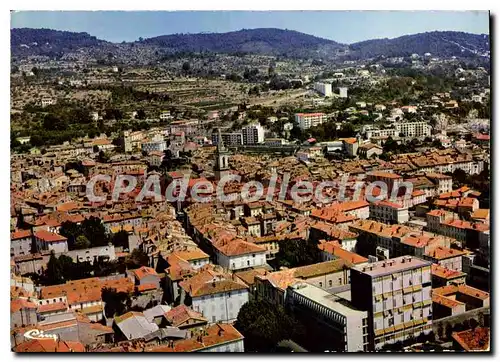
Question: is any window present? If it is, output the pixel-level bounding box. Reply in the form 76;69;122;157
319;282;323;287
252;254;256;258
329;280;333;287
247;260;250;266
212;316;216;322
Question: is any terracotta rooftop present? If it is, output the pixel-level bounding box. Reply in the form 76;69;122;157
14;339;85;352
34;230;67;243
11;298;38;313
145;323;243;352
431;264;466;280
425;246;467;260
164;304;207;327
452;327;490;351
318;241;368;264
11;229;32;240
132;266;159;280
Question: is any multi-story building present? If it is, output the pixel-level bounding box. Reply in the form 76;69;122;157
241;123;265;145
295;113;327;130
179;266;249;324
10;229;33;257
141;134;167;153
395;121;432;138
423;246;466;271
339;87;348;98
314;82;333;97
369;200;409;224
211;131;243;146
286;282;369;352
350;256;433;351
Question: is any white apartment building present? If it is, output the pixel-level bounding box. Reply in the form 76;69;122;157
212;132;243;146
365;128;398;139
215;241;267;271
339;87;348;98
314;82;333;97
286;282;370;352
369;201;409;224
350;256;433;351
395;121;432;138
184;277;249;324
242;123;265;145
141;134;167;153
264;138;288;146
295;113;328;130
41;97;55;107
159;111;173;120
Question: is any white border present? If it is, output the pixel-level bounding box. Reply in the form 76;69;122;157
3;2;496;362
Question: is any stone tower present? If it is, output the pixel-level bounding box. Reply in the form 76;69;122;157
214;128;230;181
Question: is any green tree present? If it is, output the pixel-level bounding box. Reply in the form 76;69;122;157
58;255;76;281
75;235;91;249
81;216;109;247
46;252;64;285
235;300;297;352
136;109;146;120
276;238;320;268
102;288;132;318
111;230;130;249
182;62;191;75
126;248;149;269
59;221;80;250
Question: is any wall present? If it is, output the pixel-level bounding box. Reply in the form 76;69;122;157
192;289;249;324
201;339;244;352
432;307;490;341
218;251;267;271
65;245;116;264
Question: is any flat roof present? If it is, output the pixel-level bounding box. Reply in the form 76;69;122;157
351;255;432;278
289;282;366;318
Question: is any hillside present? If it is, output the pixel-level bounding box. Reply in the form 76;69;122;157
348;31;490;59
10;28;490;61
142;28;347;58
11;28;108;57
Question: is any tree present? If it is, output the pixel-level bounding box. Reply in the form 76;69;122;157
59;221;80;250
111;230;130;249
276;238;320;268
235;300;297;352
58;255;76;281
102;288;131;318
182;62;191;75
81;216;109;247
126;248;149;269
136;109;146;120
46;252;64;285
43;114;68;131
75;235;91;249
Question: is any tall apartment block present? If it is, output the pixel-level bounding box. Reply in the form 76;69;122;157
350;256;433;350
295;112;327;130
242;123;265;145
286;282;369;352
314;82;333;97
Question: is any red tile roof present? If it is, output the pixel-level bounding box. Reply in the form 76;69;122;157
452;327;490;351
34;230;67;243
11;229;32;240
145;323;243;352
132;266;159;280
11;298;38;313
14;339;85;352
